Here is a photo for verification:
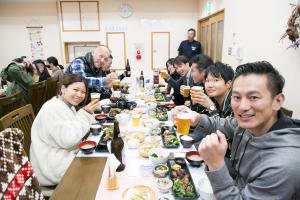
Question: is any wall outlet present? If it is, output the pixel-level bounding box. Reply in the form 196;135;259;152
228;47;232;55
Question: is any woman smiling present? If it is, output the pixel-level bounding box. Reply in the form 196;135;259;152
30;74;98;186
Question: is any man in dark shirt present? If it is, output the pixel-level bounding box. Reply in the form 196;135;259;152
178;28;202;60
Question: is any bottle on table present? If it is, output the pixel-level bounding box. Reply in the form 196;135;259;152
153;68;159;85
111;120;125;172
139;70;144;88
125;59;131;77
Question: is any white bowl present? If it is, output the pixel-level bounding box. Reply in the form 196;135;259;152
148;148;169;165
156;178;173;193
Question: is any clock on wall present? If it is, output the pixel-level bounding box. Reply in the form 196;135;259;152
118;3;133;18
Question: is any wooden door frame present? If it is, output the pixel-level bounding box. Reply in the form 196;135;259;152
198;9;225;62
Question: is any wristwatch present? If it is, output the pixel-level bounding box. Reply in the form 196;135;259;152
209;104;216;112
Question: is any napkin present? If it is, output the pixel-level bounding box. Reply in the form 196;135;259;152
108;154;121;178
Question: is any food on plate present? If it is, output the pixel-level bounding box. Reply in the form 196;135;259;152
156;178;173;193
153;165;169;178
150;153;158;158
154;93;165;102
155;112;168;121
139;141;161;157
125;131;145;143
162;130;179;147
122;185;156;200
170;163;197;198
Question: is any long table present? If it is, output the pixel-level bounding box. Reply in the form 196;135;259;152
49;157;107;200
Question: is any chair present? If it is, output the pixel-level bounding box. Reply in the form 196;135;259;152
281;107;293;117
0;104;35;156
0;91;22;118
45;78;59;103
28;80;47;115
0;128;45;199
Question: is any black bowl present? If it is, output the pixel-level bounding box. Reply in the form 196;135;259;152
79;141;96;154
95;114;108;123
186;151;204;167
90;123;102;135
180;135;194;148
174;158;186;165
101;105;111;113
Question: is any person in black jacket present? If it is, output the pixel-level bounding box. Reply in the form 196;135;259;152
164;55;191;105
165;58;180;94
178;28;202;60
189;54;213;113
191;62;234;118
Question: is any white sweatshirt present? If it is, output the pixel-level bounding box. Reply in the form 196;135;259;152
30;97;95;186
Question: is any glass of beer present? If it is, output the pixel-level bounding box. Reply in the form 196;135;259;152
191;86;204;101
160;71;169;79
183;86;191;97
90;93;100;101
176;112;192;135
113;79;121;91
132;114;140;127
191;86;204;93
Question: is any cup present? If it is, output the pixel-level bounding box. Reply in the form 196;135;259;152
183;86;191;97
132;114;140;127
112;90;121;98
176;112;192;135
191;86;204;93
90;92;100;101
159;71;169;79
113;79;120;91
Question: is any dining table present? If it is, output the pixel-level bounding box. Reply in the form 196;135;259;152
49;84;215;200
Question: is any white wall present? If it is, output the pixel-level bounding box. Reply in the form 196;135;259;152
0;1;62;67
58;0;200;78
0;0;199;80
199;0;300;118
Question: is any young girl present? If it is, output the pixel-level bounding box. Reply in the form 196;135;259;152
30;74;98;186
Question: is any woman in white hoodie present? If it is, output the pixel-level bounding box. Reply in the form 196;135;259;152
30;74;98;186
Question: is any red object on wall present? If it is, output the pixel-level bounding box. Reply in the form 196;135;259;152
136;50;142;60
136;54;142;60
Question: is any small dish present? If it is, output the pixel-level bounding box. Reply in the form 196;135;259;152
156;178;173;193
95;114;107;123
101;105;111;113
148;148;169;165
186;151;204;167
79;140;96;154
153;164;169;178
90;123;102;135
180;135;194;148
174;158;186;165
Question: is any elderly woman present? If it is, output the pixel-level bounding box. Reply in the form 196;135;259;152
30;74;99;186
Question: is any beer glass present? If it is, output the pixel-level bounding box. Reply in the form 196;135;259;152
90;93;100;101
176;112;192;135
132;114;140;127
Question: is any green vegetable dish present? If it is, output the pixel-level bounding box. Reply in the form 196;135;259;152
168;161;198;199
151;153;158;158
155;112;168;121
154;94;165;102
162;130;179;148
